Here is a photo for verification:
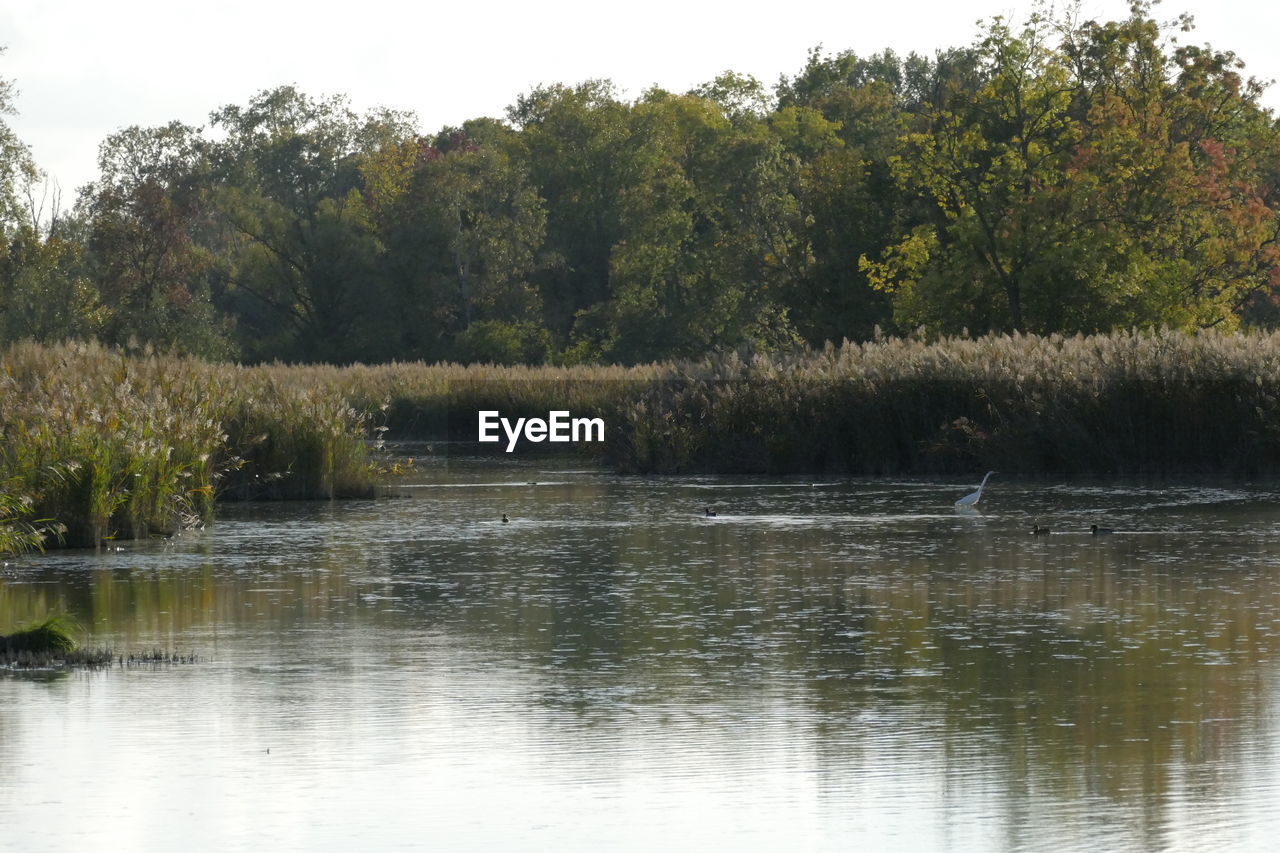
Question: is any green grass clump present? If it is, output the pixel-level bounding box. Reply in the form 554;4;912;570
1;615;78;656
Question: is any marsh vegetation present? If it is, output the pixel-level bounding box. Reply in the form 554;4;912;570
268;327;1280;476
0;340;374;552
4;329;1278;554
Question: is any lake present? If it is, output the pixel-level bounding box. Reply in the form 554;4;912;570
3;457;1280;851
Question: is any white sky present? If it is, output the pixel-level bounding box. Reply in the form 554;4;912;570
2;0;1278;199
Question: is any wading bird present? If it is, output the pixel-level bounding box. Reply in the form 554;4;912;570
955;471;995;507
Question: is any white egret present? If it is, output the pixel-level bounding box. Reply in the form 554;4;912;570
954;471;995;507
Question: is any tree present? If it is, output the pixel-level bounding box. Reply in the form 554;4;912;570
207;87;418;361
862;4;1280;335
367;129;547;361
0;217;101;344
772;46;986;343
0;49;38;230
79;123;229;355
775;54;908;343
506;80;636;341
0;53;103;345
563;88;804;362
689;71;773;123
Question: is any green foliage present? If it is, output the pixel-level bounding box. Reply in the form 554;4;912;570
1;222;104;342
1;614;79;656
549;88;806;362
507;80;640;340
369;134;546;360
866;3;1280;335
78;122;230;357
7;6;1280;364
688;71;773;122
205;87;415;361
455;320;552;365
0;50;38;229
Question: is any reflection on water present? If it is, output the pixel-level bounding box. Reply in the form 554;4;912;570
4;460;1280;851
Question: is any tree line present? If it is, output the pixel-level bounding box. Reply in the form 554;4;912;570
2;2;1279;365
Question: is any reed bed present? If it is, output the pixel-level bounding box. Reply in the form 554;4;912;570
606;329;1280;475
267;359;666;438
285;328;1280;477
0;341;375;551
3;330;1278;552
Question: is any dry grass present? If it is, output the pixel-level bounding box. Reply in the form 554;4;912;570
4;329;1276;553
606;329;1280;474
0;341;375;551
295;328;1280;476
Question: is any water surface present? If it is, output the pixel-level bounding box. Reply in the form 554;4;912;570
3;460;1280;851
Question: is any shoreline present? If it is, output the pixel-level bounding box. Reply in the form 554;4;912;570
6;330;1280;553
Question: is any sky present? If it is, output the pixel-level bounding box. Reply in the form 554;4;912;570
2;0;1278;200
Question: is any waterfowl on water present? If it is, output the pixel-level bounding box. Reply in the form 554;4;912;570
705;507;717;517
1032;524;1051;536
955;471;996;507
1091;524;1113;535
502;513;509;523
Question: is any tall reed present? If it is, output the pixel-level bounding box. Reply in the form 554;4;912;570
0;341;375;551
602;329;1280;475
4;329;1277;554
268;329;1280;477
